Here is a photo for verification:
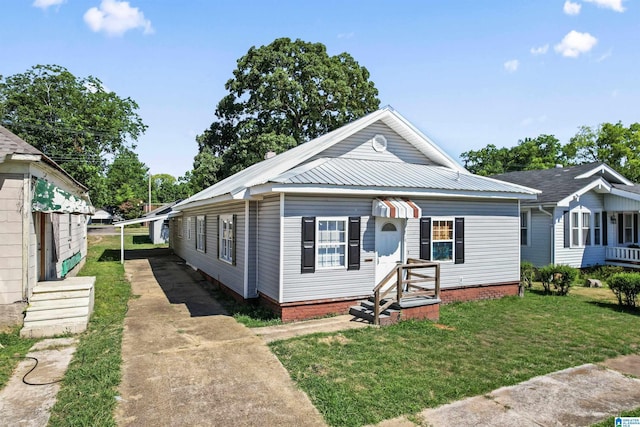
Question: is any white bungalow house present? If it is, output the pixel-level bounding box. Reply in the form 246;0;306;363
170;107;538;322
494;163;640;269
0;125;95;336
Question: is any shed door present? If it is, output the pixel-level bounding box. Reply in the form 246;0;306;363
375;217;404;285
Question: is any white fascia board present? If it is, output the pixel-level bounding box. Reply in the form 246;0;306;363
114;214;169;227
249;183;539;200
556;178;612;207
610;187;640;202
574;164;633;185
8;153;42;162
172;193;234;211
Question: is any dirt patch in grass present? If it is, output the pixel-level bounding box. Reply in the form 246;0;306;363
318;334;351;345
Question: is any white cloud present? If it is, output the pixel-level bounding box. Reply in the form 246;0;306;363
504;59;519;73
84;0;153;37
563;0;582;15
530;44;549;55
337;32;355;39
554;30;598;58
33;0;66;9
583;0;625;12
596;49;612;62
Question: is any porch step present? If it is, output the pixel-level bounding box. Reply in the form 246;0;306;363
21;277;96;338
349;301;400;326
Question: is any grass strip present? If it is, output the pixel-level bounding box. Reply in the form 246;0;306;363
0;327;37;389
48;235;163;426
270;288;640;427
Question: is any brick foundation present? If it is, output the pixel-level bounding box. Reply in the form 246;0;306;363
400;303;440;322
260;293;367;323
440;282;519;304
195;262;518;322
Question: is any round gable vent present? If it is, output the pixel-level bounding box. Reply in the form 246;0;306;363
372;134;387;152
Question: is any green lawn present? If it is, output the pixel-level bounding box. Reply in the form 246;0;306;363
47;234;165;426
270;288;640;427
0;327;37;389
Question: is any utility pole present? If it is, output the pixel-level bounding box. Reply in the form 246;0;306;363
148;172;152;213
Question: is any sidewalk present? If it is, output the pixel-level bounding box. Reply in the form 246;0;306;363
115;254;326;427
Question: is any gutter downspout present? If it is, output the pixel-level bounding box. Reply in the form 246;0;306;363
538;206;554;264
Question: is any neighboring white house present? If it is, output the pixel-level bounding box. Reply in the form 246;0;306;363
0;125;94;331
170;107;539;321
494;162;640;269
90;208;113;224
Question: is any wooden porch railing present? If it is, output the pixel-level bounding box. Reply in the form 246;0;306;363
372;258;440;325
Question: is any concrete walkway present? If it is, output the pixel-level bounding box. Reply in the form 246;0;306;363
0;337;77;427
115;254;325;427
253;314;372;343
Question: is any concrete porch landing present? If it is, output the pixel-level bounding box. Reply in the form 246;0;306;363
21;276;95;338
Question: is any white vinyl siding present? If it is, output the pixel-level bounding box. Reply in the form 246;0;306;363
555;191;606;268
256;195;281;301
0;175;27;304
171;202;246;297
177;218;183;238
307;121;434;166
282;195;374;303
520;209;552;267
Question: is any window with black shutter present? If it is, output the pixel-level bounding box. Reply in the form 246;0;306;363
347;217;361;270
301;217;315;273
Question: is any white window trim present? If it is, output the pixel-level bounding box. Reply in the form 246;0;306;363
196;215;205;253
219;214;234;264
520;210;531;247
186;217;192;240
431;217;455;263
316;216;348;270
570;208;594;248
623;213;635;244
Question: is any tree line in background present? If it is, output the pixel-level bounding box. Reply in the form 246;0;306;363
2;40;638;221
0;65;190;219
461;123;640;181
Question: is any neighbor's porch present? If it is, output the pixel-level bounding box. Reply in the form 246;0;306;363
604;211;640;269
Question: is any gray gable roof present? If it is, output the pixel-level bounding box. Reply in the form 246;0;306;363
272;158;534;195
0;125;87;191
176;107;538;210
492;162;634;205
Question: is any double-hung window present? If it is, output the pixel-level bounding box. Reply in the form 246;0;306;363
593;212;601;245
520;211;530;246
196;216;206;252
624;214;634;243
571;210;592;247
186;217;192;240
317;218;347;269
432;219;454;261
219;214;235;264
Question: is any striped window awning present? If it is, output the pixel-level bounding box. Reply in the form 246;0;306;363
372;198;422;219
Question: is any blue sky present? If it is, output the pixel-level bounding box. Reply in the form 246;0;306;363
2;0;638;178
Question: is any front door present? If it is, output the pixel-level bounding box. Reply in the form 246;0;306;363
375;217;404;285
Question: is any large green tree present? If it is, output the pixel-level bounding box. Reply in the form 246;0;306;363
462;134;562;175
194;38;380;191
105;149;148;219
151;173;191;203
563;122;640;181
0;64;147;205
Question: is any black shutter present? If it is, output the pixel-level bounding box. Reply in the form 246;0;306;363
232;214;237;265
454;217;465;264
618;214;624;244
602;211;608;246
419;217;431;260
301;217;315;273
347;217;361;270
563;211;570;248
634;214;639;243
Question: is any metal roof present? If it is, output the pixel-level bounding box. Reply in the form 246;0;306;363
271;158;538;195
174;107;468;209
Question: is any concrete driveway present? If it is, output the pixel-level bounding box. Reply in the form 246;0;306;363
115;252;325;427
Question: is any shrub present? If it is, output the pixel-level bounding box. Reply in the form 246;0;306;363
608;273;640;307
537;264;578;296
580;265;624;283
520;261;536;289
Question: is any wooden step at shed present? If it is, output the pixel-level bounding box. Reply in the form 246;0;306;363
21;276;96;338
